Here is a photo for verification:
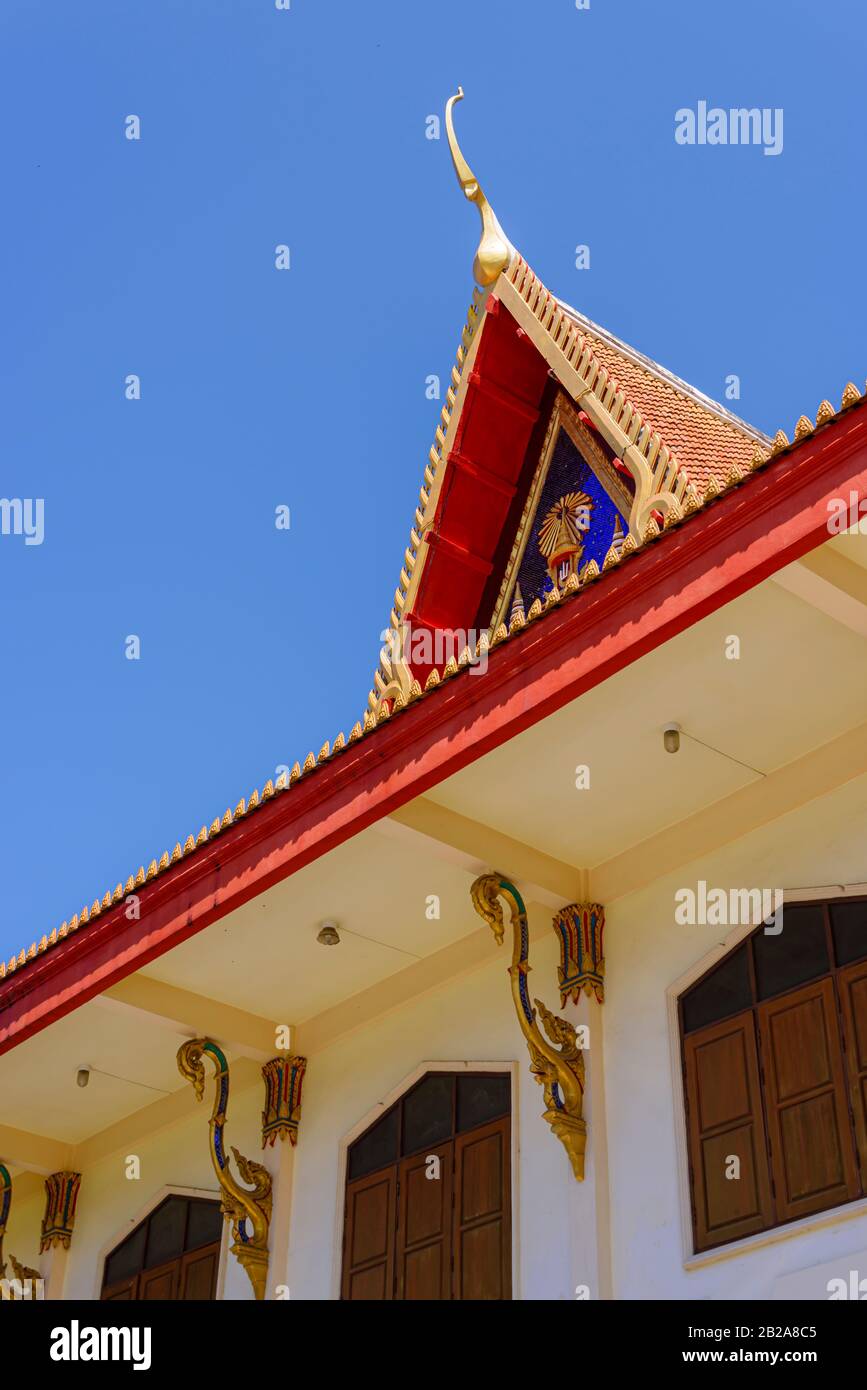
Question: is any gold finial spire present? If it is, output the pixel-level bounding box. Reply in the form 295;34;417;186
445;88;511;287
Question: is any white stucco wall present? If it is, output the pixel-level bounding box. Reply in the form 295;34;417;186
604;769;867;1300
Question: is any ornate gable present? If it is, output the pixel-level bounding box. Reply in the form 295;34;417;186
367;90;773;716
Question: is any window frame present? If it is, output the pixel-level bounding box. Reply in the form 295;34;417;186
100;1193;224;1300
667;889;867;1265
93;1185;228;1301
333;1061;520;1300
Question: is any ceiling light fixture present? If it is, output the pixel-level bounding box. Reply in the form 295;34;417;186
317;920;341;946
662;723;767;778
662;722;681;754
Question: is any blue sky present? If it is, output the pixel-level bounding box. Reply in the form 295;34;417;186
1;0;865;962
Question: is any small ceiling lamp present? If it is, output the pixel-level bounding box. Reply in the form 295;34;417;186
317;920;341;946
76;1065;91;1089
663;722;681;754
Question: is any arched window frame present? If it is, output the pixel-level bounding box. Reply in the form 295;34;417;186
93;1185;228;1301
332;1061;520;1300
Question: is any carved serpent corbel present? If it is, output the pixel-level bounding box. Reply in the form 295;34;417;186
471;874;587;1179
9;1253;41;1286
0;1164;10;1278
177;1039;272;1300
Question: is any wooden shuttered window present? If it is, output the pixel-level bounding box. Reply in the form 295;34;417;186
681;899;867;1253
179;1244;221;1301
341;1072;511;1299
343;1122;511;1300
683;1011;774;1250
103;1245;222;1295
838;957;867;1190
758;978;860;1222
102;1241;221;1301
396;1144;452;1299
103;1277;136;1301
100;1196;222;1300
139;1262;179;1300
453;1118;511;1301
341;1169;397;1301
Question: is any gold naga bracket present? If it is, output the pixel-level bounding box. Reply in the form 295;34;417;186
445;88;512;288
0;1163;10;1278
471;874;587;1179
177;1038;273;1300
9;1253;41;1284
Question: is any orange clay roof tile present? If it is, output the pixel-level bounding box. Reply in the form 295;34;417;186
557;300;768;492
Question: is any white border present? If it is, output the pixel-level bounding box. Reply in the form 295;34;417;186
331;1060;520;1300
666;882;867;1268
92;1183;228;1301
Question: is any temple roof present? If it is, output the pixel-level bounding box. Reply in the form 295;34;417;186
1;92;865;1000
366;247;778;714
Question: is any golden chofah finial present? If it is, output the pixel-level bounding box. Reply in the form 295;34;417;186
445;88;512;287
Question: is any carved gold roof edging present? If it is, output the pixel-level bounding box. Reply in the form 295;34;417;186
489;392;635;633
366;88;520;716
498;259;700;542
367;282;490;714
3;382;864;988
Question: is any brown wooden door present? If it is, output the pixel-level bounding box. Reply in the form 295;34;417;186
837;957;867;1189
139;1260;179;1300
758;977;860;1222
341;1168;396;1301
101;1239;221;1301
179;1243;221;1300
683;1011;774;1251
341;1072;512;1299
453;1117;511;1300
396;1142;452;1300
102;1277;136;1300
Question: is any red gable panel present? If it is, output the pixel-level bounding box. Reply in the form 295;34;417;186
407;298;550;654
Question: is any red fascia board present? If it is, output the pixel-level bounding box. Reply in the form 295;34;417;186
2;404;866;1055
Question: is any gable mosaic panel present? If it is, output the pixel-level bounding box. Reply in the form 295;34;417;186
514;428;629;612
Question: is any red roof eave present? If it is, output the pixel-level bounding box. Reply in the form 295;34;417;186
2;402;866;1056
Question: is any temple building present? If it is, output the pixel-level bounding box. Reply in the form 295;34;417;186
3;91;867;1302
